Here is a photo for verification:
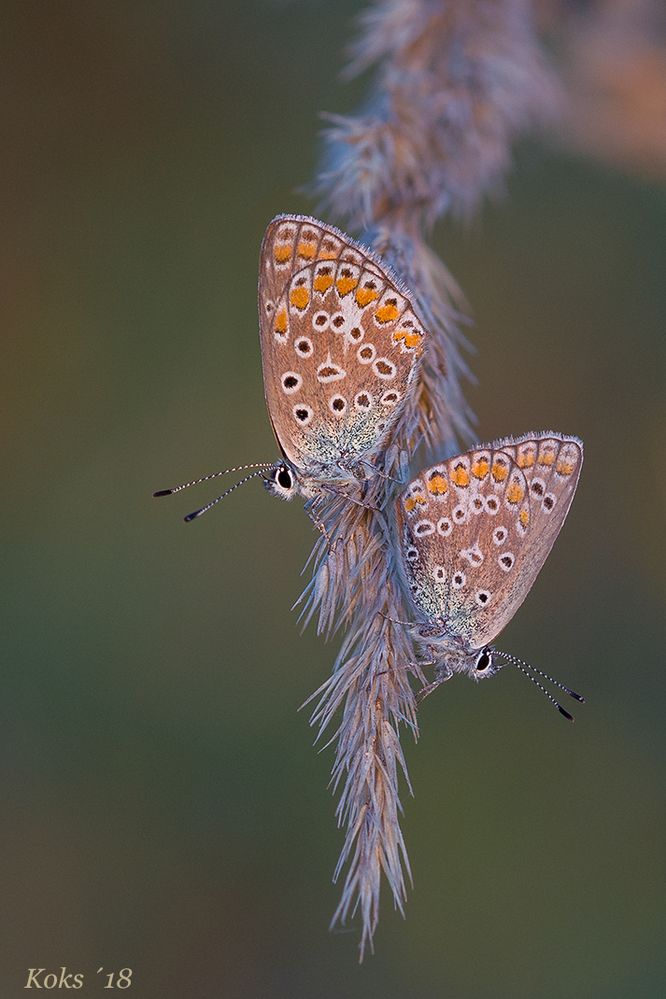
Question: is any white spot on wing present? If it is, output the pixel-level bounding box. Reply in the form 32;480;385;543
543;493;557;513
413;519;435;537
380;390;400;407
292;403;313;426
281;371;302;395
312;311;330;331
373;357;397;380
357;343;376;365
329;395;347;416
485;495;500;515
498;552;515;572
460;544;484;567
492;526;508;546
437;517;452;537
354;391;373;411
452;504;467;525
294;336;313;357
317;359;347;383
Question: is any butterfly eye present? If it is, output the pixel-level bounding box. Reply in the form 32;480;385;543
475;650;492;672
277;467;292;490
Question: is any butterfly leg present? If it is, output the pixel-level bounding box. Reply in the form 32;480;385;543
321;483;381;513
377;610;415;627
306;506;345;558
417;665;454;704
307;507;331;544
373;660;433;679
353;458;404;486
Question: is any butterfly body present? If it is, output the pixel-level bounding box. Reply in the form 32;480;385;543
407;622;503;685
396;431;583;701
262;456;379;504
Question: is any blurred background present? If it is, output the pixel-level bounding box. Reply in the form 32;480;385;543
2;2;664;996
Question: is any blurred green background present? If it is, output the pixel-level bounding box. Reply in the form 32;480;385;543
3;2;664;996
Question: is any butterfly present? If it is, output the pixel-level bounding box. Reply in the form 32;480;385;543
154;215;426;524
394;431;585;718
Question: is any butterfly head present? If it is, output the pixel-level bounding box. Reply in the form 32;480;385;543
418;639;585;719
467;647;502;681
264;462;299;501
423;635;502;682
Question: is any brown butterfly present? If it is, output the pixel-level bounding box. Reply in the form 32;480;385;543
155;215;426;523
394;431;586;718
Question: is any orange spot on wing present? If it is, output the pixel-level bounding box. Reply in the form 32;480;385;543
314;274;333;293
517;451;536;468
274;245;291;263
318;250;338;260
274;308;287;334
538;450;556;466
472;458;490;479
519;508;529;527
393;329;423;349
355;286;379;307
427;474;448;495
556;460;575;476
506;481;525;504
492;461;509;482
289;286;309;310
451;465;470;487
336;275;358;296
404;497;416;513
375;303;399;323
297;241;316;259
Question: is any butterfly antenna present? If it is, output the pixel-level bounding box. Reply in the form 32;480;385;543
183;470;268;522
496;652;585;703
153;463;273;498
495;652;584;722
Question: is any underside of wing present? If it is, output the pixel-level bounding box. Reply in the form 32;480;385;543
258;216;425;473
396;432;583;648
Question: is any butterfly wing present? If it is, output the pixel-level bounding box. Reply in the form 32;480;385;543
396;433;583;649
258;215;425;474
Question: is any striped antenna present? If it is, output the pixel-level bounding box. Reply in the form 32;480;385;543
183;469;269;522
495;651;585;722
153;463;273;498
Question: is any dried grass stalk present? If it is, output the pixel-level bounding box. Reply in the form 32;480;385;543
301;0;556;958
